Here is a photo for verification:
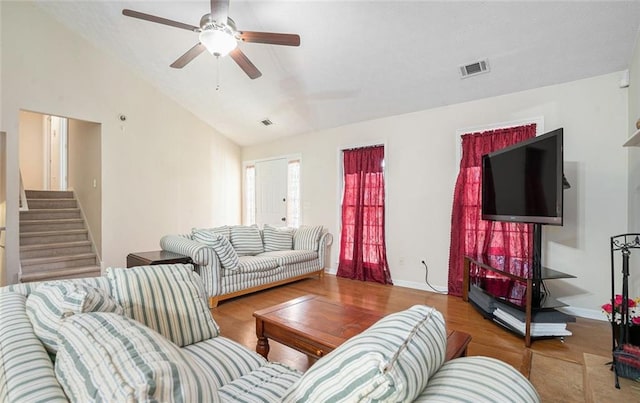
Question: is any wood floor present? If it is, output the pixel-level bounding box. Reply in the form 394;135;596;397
210;274;612;374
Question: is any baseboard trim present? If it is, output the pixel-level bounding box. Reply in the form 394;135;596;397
325;268;448;293
392;279;449;294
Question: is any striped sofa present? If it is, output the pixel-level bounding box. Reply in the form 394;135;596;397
0;264;540;402
160;224;333;307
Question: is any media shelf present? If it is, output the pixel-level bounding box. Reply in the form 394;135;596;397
462;255;576;346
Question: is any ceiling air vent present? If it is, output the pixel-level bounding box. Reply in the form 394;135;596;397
459;59;490;78
260;118;274;126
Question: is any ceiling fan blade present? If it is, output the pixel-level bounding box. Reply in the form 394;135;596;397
170;43;206;69
122;9;199;32
239;31;300;47
229;48;262;79
210;0;229;23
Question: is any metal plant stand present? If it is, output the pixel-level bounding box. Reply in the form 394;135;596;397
610;233;640;388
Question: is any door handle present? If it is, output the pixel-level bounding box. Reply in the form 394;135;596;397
281;217;286;222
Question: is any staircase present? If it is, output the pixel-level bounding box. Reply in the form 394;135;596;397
19;190;101;282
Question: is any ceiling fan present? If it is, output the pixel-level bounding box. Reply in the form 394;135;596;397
122;0;300;79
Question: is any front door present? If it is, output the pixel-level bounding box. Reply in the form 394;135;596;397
255;158;288;227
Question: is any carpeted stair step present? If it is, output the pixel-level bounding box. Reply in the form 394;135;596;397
20;266;101;283
21;253;98;272
20;218;85;233
20;240;93;259
26;198;77;209
20;208;81;220
19;190;101;284
25;190;74;199
20;229;89;245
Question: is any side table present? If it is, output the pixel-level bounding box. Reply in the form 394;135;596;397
126;250;192;268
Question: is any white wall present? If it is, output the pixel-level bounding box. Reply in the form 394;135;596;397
243;72;629;315
68;118;102;257
1;2;242;284
18;110;44;189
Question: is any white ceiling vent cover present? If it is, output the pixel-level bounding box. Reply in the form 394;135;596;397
459;59;490;78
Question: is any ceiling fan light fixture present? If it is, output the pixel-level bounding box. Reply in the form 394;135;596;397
199;29;237;57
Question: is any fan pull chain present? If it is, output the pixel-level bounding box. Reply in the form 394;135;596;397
216;56;221;91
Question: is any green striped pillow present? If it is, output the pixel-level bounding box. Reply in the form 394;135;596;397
263;224;294;251
230;225;264;256
192;225;231;240
282;305;447;402
55;312;220;402
192;229;240;269
25;281;124;354
415;356;540;402
106;264;220;347
293;225;323;251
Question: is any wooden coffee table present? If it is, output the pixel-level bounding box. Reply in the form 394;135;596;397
253;294;471;361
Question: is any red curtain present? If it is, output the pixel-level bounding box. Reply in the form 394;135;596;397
448;124;536;297
337;145;393;285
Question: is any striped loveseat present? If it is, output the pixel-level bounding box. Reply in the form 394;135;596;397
160;224;332;307
0;264;540;402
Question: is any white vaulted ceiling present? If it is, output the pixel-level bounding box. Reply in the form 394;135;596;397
34;1;640;146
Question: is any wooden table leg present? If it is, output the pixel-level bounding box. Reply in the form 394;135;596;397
255;319;270;358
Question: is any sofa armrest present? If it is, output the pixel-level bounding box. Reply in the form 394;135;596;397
318;231;333;269
160;235;208;264
0;292;68;402
160;235;223;298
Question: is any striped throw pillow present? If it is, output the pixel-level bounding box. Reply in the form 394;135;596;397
263;224;294;251
55;312;220;402
415;356;540;402
282;305;447;402
193;229;240;270
26;281;124;354
106;264;220;347
230;225;264;256
293;225;323;251
192;225;231;240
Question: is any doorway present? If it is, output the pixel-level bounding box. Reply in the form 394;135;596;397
18;110;103;256
46;115;68;190
244;156;301;227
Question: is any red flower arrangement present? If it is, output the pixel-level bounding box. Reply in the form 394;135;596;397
602;294;640;325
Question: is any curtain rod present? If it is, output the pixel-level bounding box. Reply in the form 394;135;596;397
342;144;384;152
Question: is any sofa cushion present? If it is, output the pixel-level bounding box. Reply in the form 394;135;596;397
415;356;540;402
192;229;240;270
263;224;294;251
237;256;280;273
231;224;265;256
282;305;446;402
193;225;231;239
258;250;318;266
293;225;323;251
26;281;124;354
183;337;269;388
218;363;302;402
55;312;220;402
106;264;220;347
0;291;68;403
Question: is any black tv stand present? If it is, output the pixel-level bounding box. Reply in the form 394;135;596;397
531;223;544;308
463;254;576;346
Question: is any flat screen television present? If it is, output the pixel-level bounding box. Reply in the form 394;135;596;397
481;128;563;225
